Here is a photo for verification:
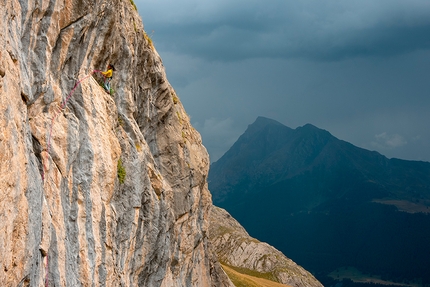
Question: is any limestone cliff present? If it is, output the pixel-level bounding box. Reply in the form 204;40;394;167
0;0;233;286
209;206;323;287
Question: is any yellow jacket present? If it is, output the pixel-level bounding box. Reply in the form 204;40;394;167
101;69;113;78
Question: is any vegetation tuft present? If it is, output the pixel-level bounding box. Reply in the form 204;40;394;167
176;111;183;125
118;116;124;127
172;92;179;104
135;142;142;152
133;20;137;32
144;32;153;48
117;158;126;184
130;0;137;10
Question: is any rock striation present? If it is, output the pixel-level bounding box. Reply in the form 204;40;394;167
209;206;323;287
0;0;233;286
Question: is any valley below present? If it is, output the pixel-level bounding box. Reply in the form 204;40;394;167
328;267;423;287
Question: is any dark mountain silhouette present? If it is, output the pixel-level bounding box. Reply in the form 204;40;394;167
209;116;430;287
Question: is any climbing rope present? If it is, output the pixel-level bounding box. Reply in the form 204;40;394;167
41;70;102;182
45;255;49;287
41;69;103;287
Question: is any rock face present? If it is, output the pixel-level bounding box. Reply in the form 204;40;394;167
209;206;323;287
0;0;233;286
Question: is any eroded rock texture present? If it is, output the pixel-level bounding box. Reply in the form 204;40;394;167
0;0;232;286
209;206;323;287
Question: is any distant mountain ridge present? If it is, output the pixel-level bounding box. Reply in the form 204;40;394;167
209;116;430;286
210;116;430;209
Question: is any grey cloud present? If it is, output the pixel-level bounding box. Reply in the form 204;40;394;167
136;0;430;163
138;0;430;61
372;132;407;149
192;118;241;162
171;51;430;162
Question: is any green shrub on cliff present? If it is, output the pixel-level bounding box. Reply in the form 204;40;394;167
117;158;126;184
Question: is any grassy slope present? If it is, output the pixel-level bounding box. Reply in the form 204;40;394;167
222;264;291;287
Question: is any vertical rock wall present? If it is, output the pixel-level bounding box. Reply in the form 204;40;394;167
0;0;232;286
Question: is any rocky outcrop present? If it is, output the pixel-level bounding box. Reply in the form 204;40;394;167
0;0;233;286
209;206;323;287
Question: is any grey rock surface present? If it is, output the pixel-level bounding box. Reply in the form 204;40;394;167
0;0;232;286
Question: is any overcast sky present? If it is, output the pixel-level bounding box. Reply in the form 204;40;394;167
136;0;430;163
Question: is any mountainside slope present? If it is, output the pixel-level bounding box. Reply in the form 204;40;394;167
209;206;323;287
209;116;430;285
0;1;233;286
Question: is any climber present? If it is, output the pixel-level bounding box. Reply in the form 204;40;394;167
101;64;116;93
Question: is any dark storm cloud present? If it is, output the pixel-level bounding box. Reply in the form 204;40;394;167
136;0;430;163
138;0;430;61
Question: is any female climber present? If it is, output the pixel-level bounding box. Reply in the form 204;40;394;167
101;64;116;93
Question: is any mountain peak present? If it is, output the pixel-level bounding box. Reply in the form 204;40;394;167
253;116;284;126
248;118;329;138
297;123;333;139
301;123;318;129
245;116;290;133
245;116;286;133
